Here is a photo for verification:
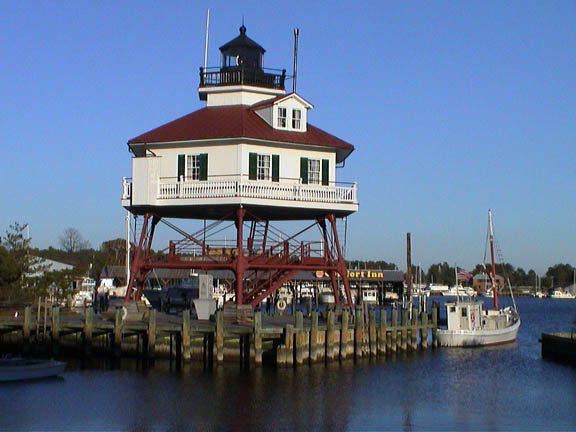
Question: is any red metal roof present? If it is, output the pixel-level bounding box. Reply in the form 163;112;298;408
127;105;354;161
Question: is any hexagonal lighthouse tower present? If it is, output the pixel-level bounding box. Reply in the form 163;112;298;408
121;25;358;307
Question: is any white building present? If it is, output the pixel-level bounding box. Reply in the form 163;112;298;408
121;25;358;221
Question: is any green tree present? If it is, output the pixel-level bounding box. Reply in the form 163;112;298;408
0;222;47;301
546;264;575;288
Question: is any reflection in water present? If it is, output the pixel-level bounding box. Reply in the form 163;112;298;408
1;298;576;430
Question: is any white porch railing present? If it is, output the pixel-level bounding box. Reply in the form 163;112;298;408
155;179;358;204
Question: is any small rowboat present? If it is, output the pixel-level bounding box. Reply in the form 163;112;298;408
0;357;66;382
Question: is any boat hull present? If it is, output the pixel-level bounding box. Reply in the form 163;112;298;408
437;319;521;347
0;359;66;382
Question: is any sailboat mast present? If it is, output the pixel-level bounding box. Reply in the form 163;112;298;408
488;210;498;309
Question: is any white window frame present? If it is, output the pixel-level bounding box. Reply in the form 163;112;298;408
308;159;320;185
277;106;287;128
186;154;200;181
292;109;301;129
257;154;271;181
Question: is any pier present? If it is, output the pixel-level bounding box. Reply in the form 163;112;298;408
0;302;438;367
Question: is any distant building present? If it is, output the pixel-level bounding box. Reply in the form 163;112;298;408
472;273;505;291
29;257;74;277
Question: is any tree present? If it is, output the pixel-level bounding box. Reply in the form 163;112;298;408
59;228;91;253
0;222;47;301
546;264;575;288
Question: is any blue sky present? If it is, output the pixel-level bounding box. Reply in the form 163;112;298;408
1;1;574;274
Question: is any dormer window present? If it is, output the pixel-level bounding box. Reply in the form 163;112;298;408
292;109;301;129
277;107;287;128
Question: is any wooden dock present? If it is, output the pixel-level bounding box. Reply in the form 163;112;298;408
541;332;576;364
0;302;438;367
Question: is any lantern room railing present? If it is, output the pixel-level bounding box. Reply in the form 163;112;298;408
199;67;287;90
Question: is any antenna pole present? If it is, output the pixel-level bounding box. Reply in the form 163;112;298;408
292;28;299;93
488;210;498;309
203;10;210;71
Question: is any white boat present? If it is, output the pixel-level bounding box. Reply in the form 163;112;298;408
437;210;521;347
0;357;66;382
551;289;575;299
441;285;477;297
428;284;450;295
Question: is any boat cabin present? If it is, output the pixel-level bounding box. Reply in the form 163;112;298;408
445;300;484;331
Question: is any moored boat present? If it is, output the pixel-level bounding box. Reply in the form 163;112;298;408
0;357;66;382
437;210;521;347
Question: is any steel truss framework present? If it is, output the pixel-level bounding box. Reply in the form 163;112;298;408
124;208;353;307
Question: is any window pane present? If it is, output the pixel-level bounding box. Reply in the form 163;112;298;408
257;154;271;180
292;109;301;129
308;159;320;184
277;107;287;128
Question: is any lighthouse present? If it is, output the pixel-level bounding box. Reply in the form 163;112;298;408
121;25;358;307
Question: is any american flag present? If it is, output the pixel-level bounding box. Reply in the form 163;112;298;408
457;268;473;281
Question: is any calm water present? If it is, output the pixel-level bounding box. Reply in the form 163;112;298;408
1;297;575;431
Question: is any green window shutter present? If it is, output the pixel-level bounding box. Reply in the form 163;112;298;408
300;157;308;184
199;153;208;181
272;155;280;182
177;154;185;180
322;159;329;185
249;152;257;180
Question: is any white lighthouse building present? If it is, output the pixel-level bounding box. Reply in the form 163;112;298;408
121;25;358;306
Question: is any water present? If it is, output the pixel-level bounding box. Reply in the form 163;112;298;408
1;297;575;431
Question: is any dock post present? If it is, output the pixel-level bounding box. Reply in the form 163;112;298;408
147;308;156;358
420;311;428;350
400;308;408;352
216;310;224;363
23;306;31;354
285;324;294;367
51;305;60;355
182;309;191;362
431;304;438;348
390;308;397;355
326;310;337;361
83;307;93;355
369;308;377;358
114;306;123;357
253;311;262;365
340;309;350;360
411;307;418;351
354;305;364;360
310;310;319;363
378;308;387;357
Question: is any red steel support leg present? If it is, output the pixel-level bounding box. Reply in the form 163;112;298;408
124;213;151;301
134;215;160;300
327;214;353;307
235;208;246;305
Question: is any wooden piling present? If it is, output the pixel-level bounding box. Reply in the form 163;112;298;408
326;310;338;361
310;310;320;363
411;307;418;351
354;306;364;359
285;324;294;367
51;305;60;355
216;310;224;363
253;311;262;365
390;308;397;355
83;307;93;355
431;304;438;348
378;308;387;357
340;309;351;360
182;309;191;362
369;308;377;358
147;308;156;358
114;306;123;357
400;308;408;352
420;311;428;350
22;306;31;354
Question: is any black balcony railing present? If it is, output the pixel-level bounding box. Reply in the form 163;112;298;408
199;67;286;90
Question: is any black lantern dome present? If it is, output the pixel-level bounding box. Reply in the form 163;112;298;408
219;25;265;70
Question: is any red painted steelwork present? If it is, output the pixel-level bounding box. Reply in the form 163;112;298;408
124;207;353;307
